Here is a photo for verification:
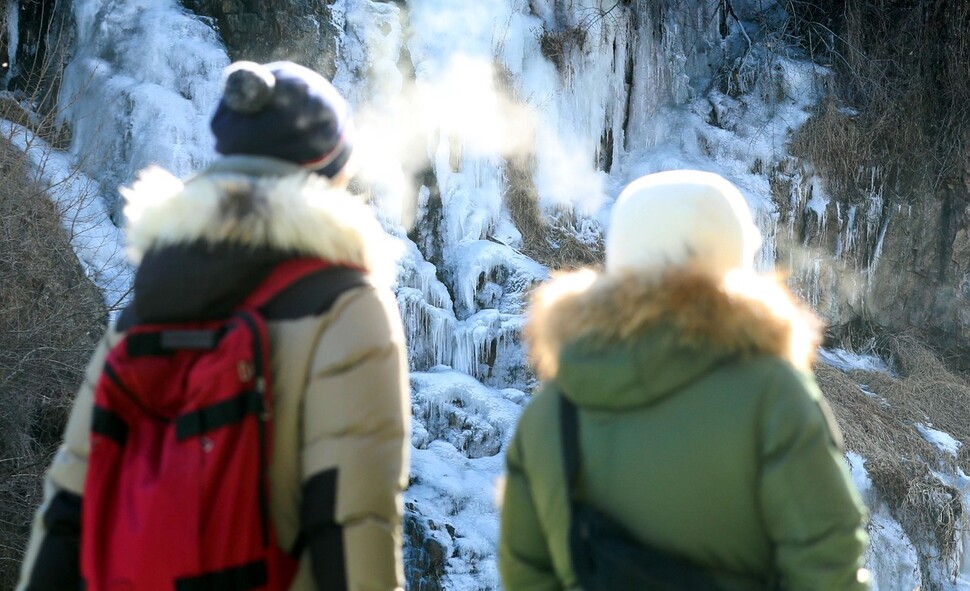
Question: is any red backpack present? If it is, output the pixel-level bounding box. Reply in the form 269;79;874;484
81;258;331;591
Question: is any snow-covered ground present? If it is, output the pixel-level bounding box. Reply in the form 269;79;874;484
0;120;130;312
10;0;970;589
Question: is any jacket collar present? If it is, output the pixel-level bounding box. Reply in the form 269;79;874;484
121;156;400;286
526;268;821;382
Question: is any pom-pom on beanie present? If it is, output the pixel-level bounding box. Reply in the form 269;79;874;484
605;170;762;279
210;61;353;179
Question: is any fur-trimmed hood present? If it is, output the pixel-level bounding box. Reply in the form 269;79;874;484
116;156;401;325
122;156;400;286
526;268;821;408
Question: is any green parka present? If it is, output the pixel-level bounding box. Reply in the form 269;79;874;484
500;269;870;591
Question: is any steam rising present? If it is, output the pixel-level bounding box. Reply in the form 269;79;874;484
332;0;608;233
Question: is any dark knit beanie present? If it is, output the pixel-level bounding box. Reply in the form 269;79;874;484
210;61;353;179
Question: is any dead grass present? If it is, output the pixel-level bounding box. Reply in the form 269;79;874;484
0;135;105;587
503;155;604;270
0;95;70;149
790;95;931;203
820;334;970;582
536;25;588;75
789;14;970;573
789;0;970;204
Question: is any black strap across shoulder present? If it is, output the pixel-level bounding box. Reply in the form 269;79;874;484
559;394;730;591
560;394;581;494
174;389;264;440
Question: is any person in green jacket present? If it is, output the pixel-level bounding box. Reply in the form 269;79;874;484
499;170;871;590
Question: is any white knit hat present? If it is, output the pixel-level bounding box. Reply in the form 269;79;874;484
605;170;762;278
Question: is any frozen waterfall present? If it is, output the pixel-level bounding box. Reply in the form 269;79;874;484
22;0;970;589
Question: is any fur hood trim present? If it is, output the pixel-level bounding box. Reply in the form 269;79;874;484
122;166;401;286
526;269;821;379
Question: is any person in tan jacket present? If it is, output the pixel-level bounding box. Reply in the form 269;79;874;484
18;61;410;591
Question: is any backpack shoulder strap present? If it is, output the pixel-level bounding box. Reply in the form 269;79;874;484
257;263;369;321
241;258;338;310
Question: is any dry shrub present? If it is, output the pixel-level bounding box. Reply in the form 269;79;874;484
0;96;36;132
882;336;970;464
0;81;71;154
546;220;604;269
790;95;930;203
819;334;970;581
0;135;105;587
535;25;588;75
0;95;70;150
496;48;603;270
503;154;548;256
789;0;970;203
503;155;603;270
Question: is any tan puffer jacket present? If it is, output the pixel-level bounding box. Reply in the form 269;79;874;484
18;156;411;591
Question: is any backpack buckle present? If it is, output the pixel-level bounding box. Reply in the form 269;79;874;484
238;360;256;382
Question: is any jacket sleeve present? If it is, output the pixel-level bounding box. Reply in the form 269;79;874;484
300;287;410;591
757;364;871;591
499;413;562;591
17;334;113;591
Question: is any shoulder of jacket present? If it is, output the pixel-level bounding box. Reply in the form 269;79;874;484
513;383;563;446
262;265;371;321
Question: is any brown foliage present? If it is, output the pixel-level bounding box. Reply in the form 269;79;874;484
503;155;603;271
820;334;970;582
0;136;105;587
789;0;970;203
536;25;588;73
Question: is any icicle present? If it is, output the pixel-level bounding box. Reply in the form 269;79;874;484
805;177;829;237
867;201;892;289
754;208;778;273
398;287;457;371
845;205;858;261
453;312;497;379
835;202;843;258
3;0;17;88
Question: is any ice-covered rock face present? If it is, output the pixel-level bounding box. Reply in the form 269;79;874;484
411;370;521;460
59;0;229;216
180;0;341;80
407;369;525;590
